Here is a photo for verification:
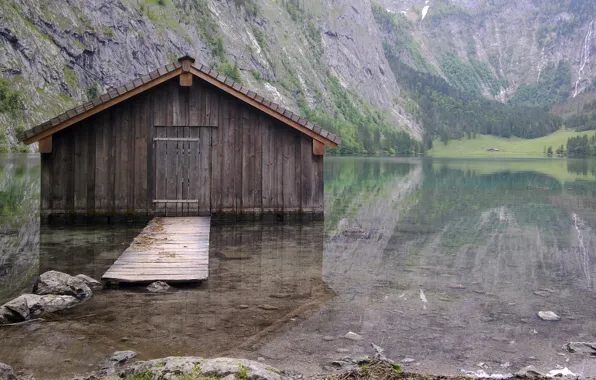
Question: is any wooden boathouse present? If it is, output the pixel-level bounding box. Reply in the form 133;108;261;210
19;56;340;223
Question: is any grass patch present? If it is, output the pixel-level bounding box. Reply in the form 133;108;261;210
236;364;249;380
327;360;448;380
428;129;596;158
62;66;78;90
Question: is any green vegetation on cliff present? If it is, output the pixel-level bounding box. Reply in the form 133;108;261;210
299;76;424;156
0;79;22;116
509;61;571;108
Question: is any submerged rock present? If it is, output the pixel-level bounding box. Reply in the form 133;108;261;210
0;293;80;324
0;363;16;380
371;343;393;363
35;270;92;300
23;294;80;318
75;274;103;291
258;304;279;310
110;351;137;364
537;311;561;321
146;281;172;293
344;331;362;341
515;365;545;378
119;357;289;380
566;342;596;356
2;296;30;321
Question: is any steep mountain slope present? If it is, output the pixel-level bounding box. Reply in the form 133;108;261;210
0;0;595;153
378;0;596;102
0;0;421;154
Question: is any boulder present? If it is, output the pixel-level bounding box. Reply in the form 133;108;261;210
0;363;16;380
75;274;103;291
22;294;80;318
146;281;172;293
0;307;18;324
2;296;29;321
35;271;92;300
0;293;81;324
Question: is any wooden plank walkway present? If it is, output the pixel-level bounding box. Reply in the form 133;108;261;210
102;217;211;283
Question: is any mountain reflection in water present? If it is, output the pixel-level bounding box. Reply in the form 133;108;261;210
0;155;595;378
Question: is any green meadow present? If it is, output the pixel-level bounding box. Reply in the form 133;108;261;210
428;129;596;158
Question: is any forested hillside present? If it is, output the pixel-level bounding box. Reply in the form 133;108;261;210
0;0;595;154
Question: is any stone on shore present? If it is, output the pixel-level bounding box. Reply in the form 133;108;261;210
0;363;16;380
0;307;17;324
35;270;92;300
119;357;289;380
0;293;81;325
23;294;80;318
75;274;103;291
2;296;30;321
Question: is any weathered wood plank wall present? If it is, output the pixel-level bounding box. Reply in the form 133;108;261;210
40;78;324;222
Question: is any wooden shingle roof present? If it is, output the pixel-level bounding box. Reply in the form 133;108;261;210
19;56;341;148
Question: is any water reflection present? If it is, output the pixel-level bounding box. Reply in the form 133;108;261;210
1;155;596;378
256;157;596;377
0;154;39;302
0;222;329;379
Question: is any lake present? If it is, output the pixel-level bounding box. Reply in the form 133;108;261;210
0;154;595;378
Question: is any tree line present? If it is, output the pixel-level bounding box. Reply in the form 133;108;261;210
384;49;564;148
542;134;596;158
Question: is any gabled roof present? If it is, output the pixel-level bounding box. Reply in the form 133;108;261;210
19;56;341;148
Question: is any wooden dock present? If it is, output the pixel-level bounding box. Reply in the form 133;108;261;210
102;217;210;283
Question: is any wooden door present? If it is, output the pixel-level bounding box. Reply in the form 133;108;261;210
153;126;201;216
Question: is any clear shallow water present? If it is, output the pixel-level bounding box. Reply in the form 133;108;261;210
0;155;596;378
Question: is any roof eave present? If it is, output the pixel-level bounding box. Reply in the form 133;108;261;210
21;67;184;145
188;66;339;148
20;57;341;148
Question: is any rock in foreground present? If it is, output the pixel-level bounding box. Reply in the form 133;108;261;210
35;270;92;300
0;363;16;380
119;357;289;380
0;293;80;324
75;274;103;291
0;271;94;325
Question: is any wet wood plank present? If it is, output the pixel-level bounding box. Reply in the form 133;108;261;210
102;217;210;283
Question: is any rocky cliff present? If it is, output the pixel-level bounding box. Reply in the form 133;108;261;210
0;0;595;152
